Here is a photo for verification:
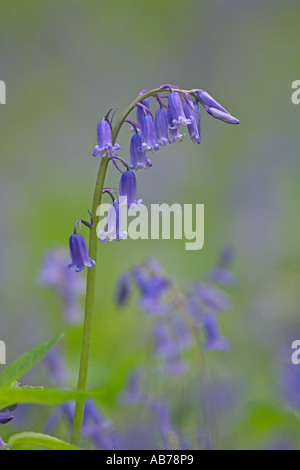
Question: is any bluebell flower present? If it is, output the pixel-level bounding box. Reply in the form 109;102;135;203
184;99;201;144
193;283;231;313
209;268;236;287
196;90;229;114
155;108;170;147
119;170;142;208
129;132;152;170
163;355;188;375
154;316;191;374
133;267;170;314
206;107;240;124
140;115;160;152
68;233;96;272
279;358;300;410
115;271;132;306
168;91;192;129
203;315;229;351
92;119;121;157
83;401;122;450
136;98;150;127
0;405;16;439
209;247;236;286
167;109;185;143
98;199;128;242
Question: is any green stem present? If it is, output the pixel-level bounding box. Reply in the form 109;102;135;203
71;157;109;445
71;85;193;445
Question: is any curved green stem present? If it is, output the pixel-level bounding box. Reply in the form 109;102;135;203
71;85;193;445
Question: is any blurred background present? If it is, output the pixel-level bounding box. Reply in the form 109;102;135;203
1;0;300;450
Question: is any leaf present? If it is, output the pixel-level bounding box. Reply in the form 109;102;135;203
0;387;103;408
0;333;64;388
8;432;81;450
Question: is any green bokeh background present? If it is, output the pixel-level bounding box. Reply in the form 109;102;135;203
1;0;300;449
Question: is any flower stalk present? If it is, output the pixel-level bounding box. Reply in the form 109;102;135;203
71;85;239;445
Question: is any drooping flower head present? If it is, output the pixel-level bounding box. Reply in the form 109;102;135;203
167;109;185;144
119;170;142;208
92;118;121;157
98;199;128;242
196;90;229;114
206;107;240;124
193;282;232;314
155;108;170;147
140;115;160;152
184;99;201;144
136;98;150;127
133;266;171;314
129;132;152;170
68;233;96;272
168;91;192;129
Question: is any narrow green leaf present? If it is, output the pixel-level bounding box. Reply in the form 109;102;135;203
0;333;64;388
8;432;81;450
0;387;103;408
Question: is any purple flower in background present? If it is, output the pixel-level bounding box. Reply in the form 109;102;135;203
162;355;188;375
209;247;236;287
210;268;236;287
83;401;122;450
196;90;229;114
167;109;185;143
154;322;179;359
141;115;160;152
184;99;201;144
149;399;181;449
98;199;128;242
168;92;192;129
115;271;132;306
154;315;191;374
280;360;300;410
206;107;240;124
133;267;171;314
129;132;152;170
39;249;85;323
119;170;142;208
136;98;150;127
193;283;231;313
150;400;173;436
92;118;121;157
68;233;96;272
155;108;170;147
0;405;16;447
203;315;230;351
